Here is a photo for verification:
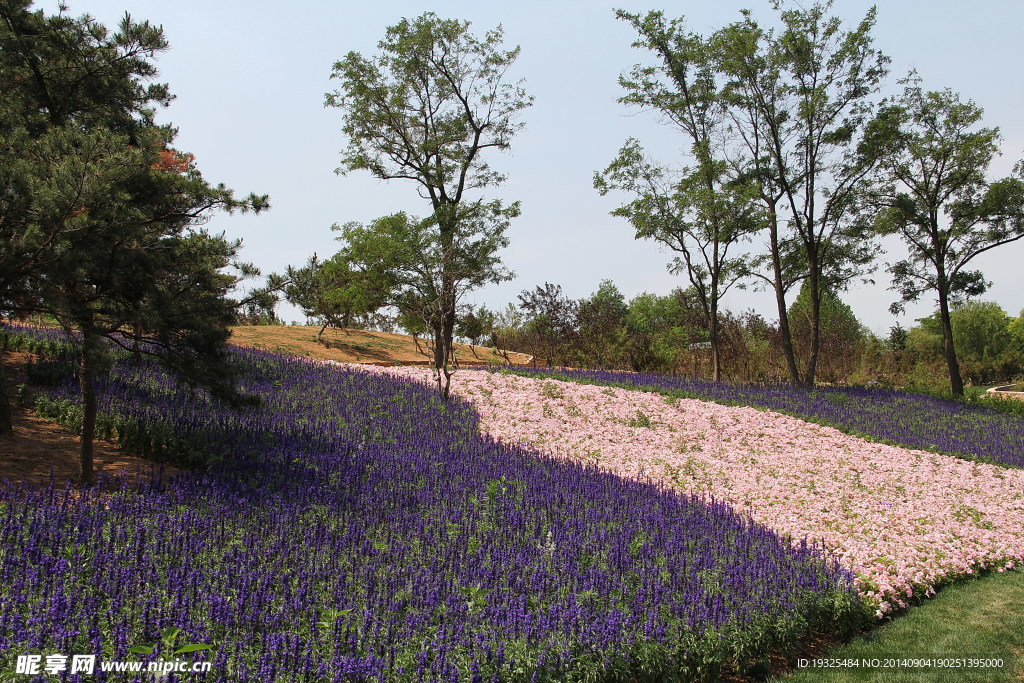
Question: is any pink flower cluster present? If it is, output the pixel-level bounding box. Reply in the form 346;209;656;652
353;365;1024;616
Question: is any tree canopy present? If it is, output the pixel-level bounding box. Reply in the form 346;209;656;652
0;1;267;481
332;208;513;376
282;253;386;339
597;10;763;381
0;1;172;317
863;78;1024;395
517;282;578;367
712;0;888;386
326;12;529;398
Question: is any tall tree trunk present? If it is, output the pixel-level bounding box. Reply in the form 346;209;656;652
937;283;964;397
433;215;458;401
0;349;14;438
440;295;456;400
431;325;454;400
432;325;444;376
131;311;143;362
430;294;457;402
78;334;98;486
802;252;822;388
710;300;721;383
766;204;800;384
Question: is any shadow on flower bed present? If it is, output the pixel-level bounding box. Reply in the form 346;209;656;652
1;329;865;682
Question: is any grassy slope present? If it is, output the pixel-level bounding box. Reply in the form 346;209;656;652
228;325;535;366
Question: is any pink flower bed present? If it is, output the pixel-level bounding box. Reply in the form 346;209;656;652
349;364;1024;616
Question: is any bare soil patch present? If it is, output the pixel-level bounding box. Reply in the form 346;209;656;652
0;351;182;488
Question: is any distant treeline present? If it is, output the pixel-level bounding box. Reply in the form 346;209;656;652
493;282;1024;393
261;279;1024;394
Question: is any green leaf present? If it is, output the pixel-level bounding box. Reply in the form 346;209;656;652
160;626;181;641
173;644;213;655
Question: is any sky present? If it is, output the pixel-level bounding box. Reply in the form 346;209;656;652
38;0;1024;334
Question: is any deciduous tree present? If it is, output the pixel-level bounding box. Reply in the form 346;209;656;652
326;12;529;399
714;0;888;386
575;280;628;370
334;209;512;393
623;291;695;373
598;11;762;381
863;79;1024;395
517;282;577;367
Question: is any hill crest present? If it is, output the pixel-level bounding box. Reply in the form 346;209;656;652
229;325;534;367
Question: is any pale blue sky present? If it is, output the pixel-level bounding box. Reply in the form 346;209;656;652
41;1;1024;333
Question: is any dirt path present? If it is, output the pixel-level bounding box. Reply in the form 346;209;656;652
0;351;181;488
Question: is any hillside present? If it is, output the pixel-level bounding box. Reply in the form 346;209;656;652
0;324;531;486
228;325;535;367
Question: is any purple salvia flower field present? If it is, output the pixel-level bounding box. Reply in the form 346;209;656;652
0;327;860;681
